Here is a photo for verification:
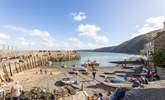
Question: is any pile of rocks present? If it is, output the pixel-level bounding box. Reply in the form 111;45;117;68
4;85;77;100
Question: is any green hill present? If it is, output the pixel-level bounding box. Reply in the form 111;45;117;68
94;30;160;54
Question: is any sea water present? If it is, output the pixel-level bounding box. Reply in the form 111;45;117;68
53;52;135;67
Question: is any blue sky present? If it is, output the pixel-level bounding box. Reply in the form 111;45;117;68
0;0;165;50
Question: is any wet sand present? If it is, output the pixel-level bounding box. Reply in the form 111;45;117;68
1;66;123;95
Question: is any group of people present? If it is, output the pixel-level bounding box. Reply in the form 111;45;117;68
131;76;148;88
146;69;160;81
35;69;53;75
91;88;126;100
131;68;160;88
93;92;113;100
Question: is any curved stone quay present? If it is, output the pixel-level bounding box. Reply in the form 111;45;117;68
0;50;80;84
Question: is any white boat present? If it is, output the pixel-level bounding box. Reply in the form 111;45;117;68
102;81;132;88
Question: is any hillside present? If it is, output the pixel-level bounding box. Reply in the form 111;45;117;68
94;30;161;54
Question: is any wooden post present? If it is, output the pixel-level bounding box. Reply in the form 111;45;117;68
22;62;25;71
35;56;38;67
29;58;33;69
42;56;45;66
40;56;43;66
8;62;13;76
31;57;35;68
18;63;22;72
14;62;19;73
33;56;37;67
23;61;28;70
28;58;32;69
46;56;48;66
43;56;45;66
41;56;44;66
38;56;41;66
0;63;4;82
3;63;10;81
26;59;30;69
33;56;36;67
31;57;34;68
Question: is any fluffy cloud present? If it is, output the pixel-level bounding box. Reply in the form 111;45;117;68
69;37;81;44
3;24;110;50
71;12;87;21
0;32;10;40
78;24;100;37
41;37;56;48
131;16;165;38
94;35;109;45
5;25;50;38
68;37;99;50
77;24;109;45
14;37;35;50
16;37;34;46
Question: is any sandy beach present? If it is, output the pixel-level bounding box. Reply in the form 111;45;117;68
1;65;124;96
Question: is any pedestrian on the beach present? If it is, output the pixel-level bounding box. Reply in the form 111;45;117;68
40;69;42;74
98;93;104;100
92;70;96;80
45;69;47;74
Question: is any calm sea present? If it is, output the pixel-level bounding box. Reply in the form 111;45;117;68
53;52;135;67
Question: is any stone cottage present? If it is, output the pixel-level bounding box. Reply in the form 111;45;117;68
152;30;165;52
145;21;165;55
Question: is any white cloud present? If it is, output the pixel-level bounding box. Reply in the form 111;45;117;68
5;25;50;38
94;35;109;45
7;37;36;50
71;12;87;21
78;24;100;37
2;24;110;50
0;32;10;46
16;37;33;46
68;37;98;50
0;32;10;40
77;24;109;45
69;37;81;44
131;16;165;38
41;37;56;48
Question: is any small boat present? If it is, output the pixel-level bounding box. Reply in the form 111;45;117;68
60;77;81;89
72;67;87;72
60;77;75;84
81;60;100;68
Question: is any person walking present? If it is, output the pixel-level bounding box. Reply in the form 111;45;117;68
92;69;96;80
98;93;104;100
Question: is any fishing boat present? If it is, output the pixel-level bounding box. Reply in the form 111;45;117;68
81;60;99;67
